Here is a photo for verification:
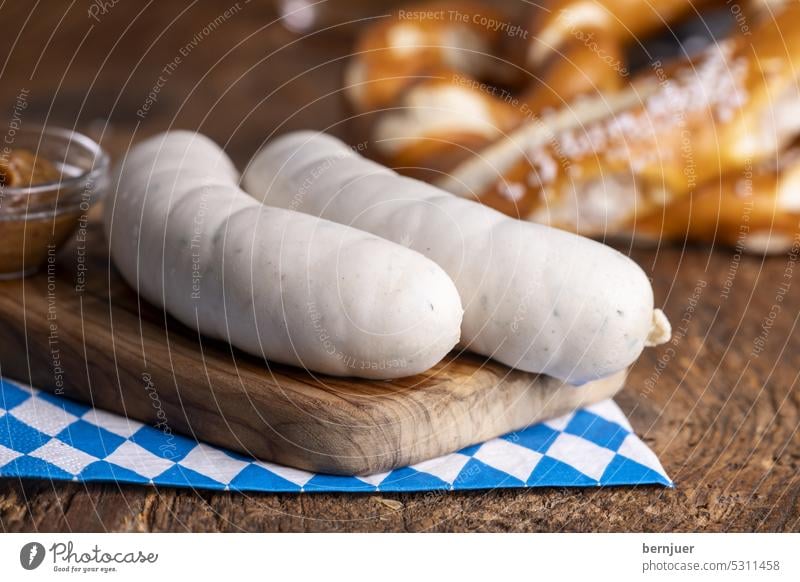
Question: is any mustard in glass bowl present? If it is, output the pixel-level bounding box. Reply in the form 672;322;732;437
0;126;109;279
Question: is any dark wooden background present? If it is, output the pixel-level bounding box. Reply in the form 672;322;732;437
0;0;798;532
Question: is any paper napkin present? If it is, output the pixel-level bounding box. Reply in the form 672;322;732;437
0;377;671;492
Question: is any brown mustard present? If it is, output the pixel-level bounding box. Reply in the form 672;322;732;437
0;149;60;188
0;149;82;278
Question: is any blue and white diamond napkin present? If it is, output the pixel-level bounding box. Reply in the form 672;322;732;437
0;377;671;492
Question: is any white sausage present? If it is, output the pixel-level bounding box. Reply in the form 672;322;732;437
243;131;671;384
104;131;463;379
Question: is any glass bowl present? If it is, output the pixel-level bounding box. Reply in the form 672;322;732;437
0;126;109;279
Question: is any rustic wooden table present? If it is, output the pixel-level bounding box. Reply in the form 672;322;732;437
0;1;798;532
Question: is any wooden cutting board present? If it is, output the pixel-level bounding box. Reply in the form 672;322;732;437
0;215;626;475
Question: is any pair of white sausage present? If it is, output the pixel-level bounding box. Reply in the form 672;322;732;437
243;131;670;384
104;131;463;379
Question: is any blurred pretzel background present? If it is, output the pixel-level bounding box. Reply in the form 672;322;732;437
345;0;800;253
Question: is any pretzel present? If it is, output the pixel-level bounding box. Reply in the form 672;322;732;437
345;0;800;252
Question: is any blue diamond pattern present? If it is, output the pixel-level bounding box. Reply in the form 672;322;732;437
564;410;629;451
0;416;51;454
129;424;196;462
230;464;302;492
37;391;91;416
0;377;672;492
381;466;450;492
0;379;33;409
528;457;598;487
80;460;150;484
56;420;126;458
503;423;561;453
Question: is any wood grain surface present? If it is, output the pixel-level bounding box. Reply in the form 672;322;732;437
0;220;624;475
0;0;798;532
